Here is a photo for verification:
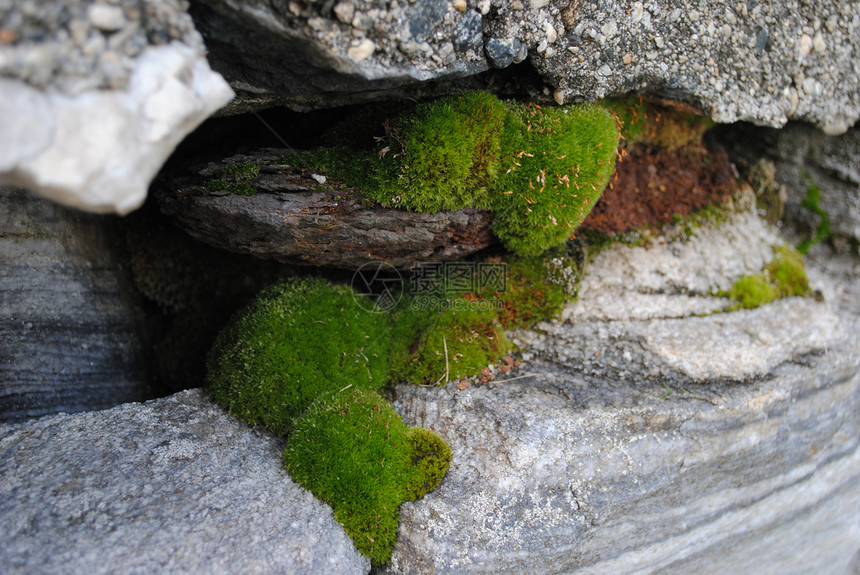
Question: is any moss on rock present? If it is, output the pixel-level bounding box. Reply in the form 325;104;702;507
283;388;450;567
396;303;512;384
207;276;391;435
300;92;620;257
724;245;811;310
490;102;619;256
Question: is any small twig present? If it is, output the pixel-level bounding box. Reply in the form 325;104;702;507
434;337;450;386
491;373;538;384
339;383;353;393
253;111;297;155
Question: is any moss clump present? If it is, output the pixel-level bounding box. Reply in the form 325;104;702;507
205;161;260;196
283;388;450;567
764;244;810;298
726;273;776;310
208;276;456;565
490;102;619;256
373;91;509;211
724;245;810;310
396;304;512;384
300;92;619;256
603;97;714;150
207;277;391;435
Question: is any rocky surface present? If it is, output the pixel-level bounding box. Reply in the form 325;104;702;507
719;123;860;245
1;201;858;572
156;150;495;269
193;0;859;134
0;0;233;213
383;210;860;573
0;388;370;575
0;187;151;423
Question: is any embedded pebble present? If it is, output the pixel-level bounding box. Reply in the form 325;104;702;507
333;1;355;24
347;38;375;62
88;4;126;33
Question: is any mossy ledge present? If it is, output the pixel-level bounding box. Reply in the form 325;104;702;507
299;92;620;257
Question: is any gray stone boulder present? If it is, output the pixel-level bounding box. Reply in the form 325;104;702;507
0;0;233;213
382;209;860;573
193;0;860;134
0;388;370;575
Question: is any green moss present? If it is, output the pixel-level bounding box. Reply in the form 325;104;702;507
223;162;261;179
205;179;258;196
395;303;512;384
376;91;509;211
602;97;714;149
725;273;775;309
765;244;810;298
283;388;450;566
207;277;391;435
723;244;810;310
602;97;648;142
489;102;619;256
205;161;261;196
488;249;580;329
300;92;508;212
300;93;619;256
797;170;831;254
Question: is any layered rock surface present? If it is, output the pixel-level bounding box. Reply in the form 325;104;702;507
0;187;151;422
156;150;495;269
1;205;857;574
384;210;860;573
0;388;369;575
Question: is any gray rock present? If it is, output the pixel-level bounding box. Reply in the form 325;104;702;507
407;0;449;43
454;10;483;53
190;0;859;133
0;187;151;423
484;37;521;69
156;150;496;269
0;388;370;575
381;210;860;573
720;123;860;245
0;0;233;213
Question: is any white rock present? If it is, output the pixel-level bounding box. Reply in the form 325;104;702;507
88;4;126;32
813;31;826;53
545;22;558;44
799;33;813;57
347;39;376;62
0;43;233;214
333;1;355;24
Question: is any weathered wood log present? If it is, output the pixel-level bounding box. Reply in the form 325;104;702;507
156;150;496;270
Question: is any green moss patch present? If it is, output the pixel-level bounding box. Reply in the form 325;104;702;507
284;388;450;566
723;245;810;310
299;92;620;257
496;251;581;329
490;102;619;256
797;170;832;254
396;304;512;384
207;256;588;562
205;161;260;196
207;276;391;435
